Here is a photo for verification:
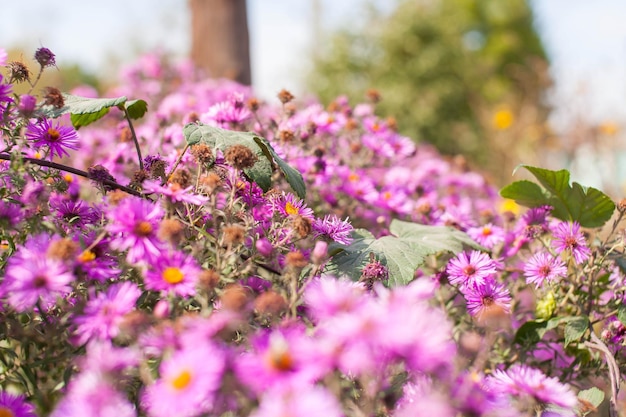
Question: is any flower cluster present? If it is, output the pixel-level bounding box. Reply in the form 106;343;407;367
0;47;622;417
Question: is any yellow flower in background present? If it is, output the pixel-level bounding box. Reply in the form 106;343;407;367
599;121;619;136
492;108;514;130
499;199;520;215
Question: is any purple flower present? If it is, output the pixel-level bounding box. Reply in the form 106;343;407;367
143;250;201;297
466;223;505;249
25;118;79;159
462;279;511;320
551;221;591;264
2;253;74;312
313;214;353;244
274;192;315;220
106;197;165;264
446;250;498;287
251;384;344;417
0;392;36;417
142;343;225;417
143;180;208;205
488;364;578;409
72;281;141;345
524;251;568;288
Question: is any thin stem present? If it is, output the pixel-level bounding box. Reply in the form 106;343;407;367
0;153;143;197
123;107;143;171
584;331;620;417
26;67;44;94
164;143;190;185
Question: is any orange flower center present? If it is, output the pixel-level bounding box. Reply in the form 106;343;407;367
170;369;192;390
134;221;153;236
285;202;299;216
78;249;96;263
0;406;15;417
163;267;184;284
47;127;61;142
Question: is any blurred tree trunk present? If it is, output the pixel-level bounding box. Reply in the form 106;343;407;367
189;0;251;85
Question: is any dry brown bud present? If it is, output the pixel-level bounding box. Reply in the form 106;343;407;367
277;89;294;104
224;145;258;170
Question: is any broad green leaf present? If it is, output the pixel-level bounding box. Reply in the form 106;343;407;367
325;219;482;286
514;320;549;345
41;94;147;128
564;316;589;346
183;123;305;198
125;99;148;120
577;387;605;415
253;136;306;199
499;180;547;207
500;164;615;228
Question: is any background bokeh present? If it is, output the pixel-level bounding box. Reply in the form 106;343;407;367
3;0;626;194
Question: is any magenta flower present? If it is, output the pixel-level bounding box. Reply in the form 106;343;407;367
106;197;165;264
312;215;354;245
551;221;591;264
72;281;141;345
488;364;578;409
466;223;505;249
251;384;344;417
446;250;498;287
462;279;512;320
2;255;74;312
143;180;209;205
0;392;36;417
143;343;225;417
274;192;315;220
303;275;366;321
524;251;568;288
143;250;201;297
25;117;79;159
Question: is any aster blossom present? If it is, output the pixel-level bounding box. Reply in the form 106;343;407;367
551;221;591;264
446;250;498;287
143;249;202;297
462;279;512;320
313;214;353;244
488;364;578;409
274;192;315;220
25;117;79;159
524;251;568;288
143;179;209;205
106;196;165;264
0;392;36;417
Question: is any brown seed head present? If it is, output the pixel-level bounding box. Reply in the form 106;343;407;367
278;129;295;143
198;269;220;292
47;238;78;262
190;144;214;165
119;126;133;143
169;169;192;188
43;87;64;108
224;145;258;170
247;97;260;111
254;290;288;317
366;89;382;103
222;224;246;246
284;250;308;268
7;61;31;84
291;215;312;238
220;284;251;312
277;89;294;104
158;218;185;245
107;189;129;205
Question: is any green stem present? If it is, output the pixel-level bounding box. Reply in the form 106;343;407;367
123;107;143;171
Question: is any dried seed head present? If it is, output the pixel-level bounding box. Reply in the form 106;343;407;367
190;144;214;165
107;189;130;206
220;284;251;312
7;61;31;84
278;129;295;143
277;89;294;104
43;87;64;108
198;269;220;292
119;126;133;143
284;250;308;269
366;88;382;103
47;238;78;262
158;218;185;245
169;169;192;188
222;223;246;246
247;97;260;111
291;215;312;238
254;290;288;317
199;172;223;193
224;144;258;170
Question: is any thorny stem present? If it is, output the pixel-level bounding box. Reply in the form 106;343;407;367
584;331;620;417
0;153;143;197
123;107;144;171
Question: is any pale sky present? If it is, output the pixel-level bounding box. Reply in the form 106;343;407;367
2;0;626;125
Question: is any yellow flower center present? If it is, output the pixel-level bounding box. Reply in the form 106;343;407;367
134;221;153;236
492;109;514;130
33;151;42;159
0;407;15;417
47;127;61;141
163;267;184;284
78;249;96;263
285;201;299;216
499;199;520;215
383;191;392;201
348;173;359;182
170;369;192;390
64;173;73;182
481;226;492;236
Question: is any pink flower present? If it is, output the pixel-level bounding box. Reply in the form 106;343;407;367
143;180;208;205
143;343;225;417
551;221;591;264
251;384;344;417
523;251;568;288
143;250;201;297
274;192;315;220
467;223;506;249
462;279;512;320
106;197;165;264
25;118;79;159
446;250;498;288
0;392;36;417
72;282;142;345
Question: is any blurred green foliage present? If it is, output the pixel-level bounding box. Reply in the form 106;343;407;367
308;0;551;179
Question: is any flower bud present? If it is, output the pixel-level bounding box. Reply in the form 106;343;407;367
311;241;328;265
255;238;273;257
18;94;37;116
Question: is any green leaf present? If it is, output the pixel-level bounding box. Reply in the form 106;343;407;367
183;123;305;197
41;94;132;129
500;164;615;228
514;320;549;345
325;219;483;286
577;387;605;415
125;99;148;120
564;316;589;346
